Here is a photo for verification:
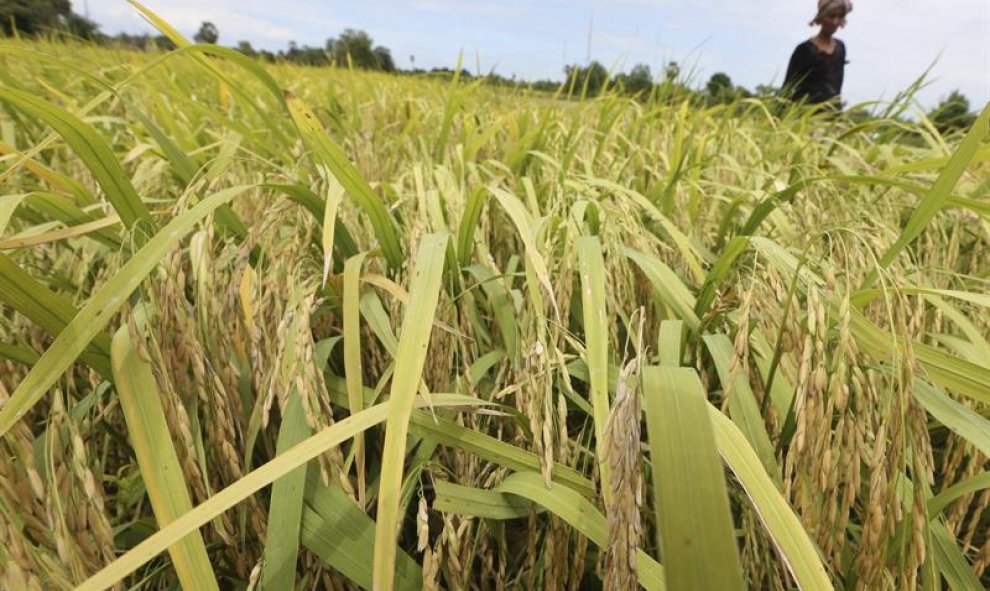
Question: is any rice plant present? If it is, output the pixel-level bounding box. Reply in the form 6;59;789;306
1;4;988;590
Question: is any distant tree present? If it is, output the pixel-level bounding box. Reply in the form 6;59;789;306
62;11;98;39
531;79;560;92
236;40;255;57
193;20;218;44
706;72;734;103
929;91;977;135
110;31;146;49
373;45;394;72
428;66;472;80
621;63;653;97
565;60;609;96
281;40;329;66
0;0;71;36
327;28;376;69
152;34;174;50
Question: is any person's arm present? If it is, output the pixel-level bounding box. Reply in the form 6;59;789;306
784;43;810;95
836;41;846;95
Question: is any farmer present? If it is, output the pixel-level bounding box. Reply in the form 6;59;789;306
784;0;852;108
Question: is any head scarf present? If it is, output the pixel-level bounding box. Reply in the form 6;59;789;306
811;0;853;26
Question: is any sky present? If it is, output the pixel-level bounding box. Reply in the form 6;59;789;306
81;0;989;110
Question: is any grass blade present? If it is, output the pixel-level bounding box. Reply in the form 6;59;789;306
642;366;745;591
497;471;666;591
258;394;310;591
0;87;153;231
868;103;989;282
285;91;403;271
409;412;593;497
577;236;612;501
931;520;983;590
707;404;833;590
624;247;701;331
111;313;219;591
76;395;485;590
488;187;559;318
0;252;112;377
702;333;779;482
913;381;990;457
321;179;344;285
301;470;421;591
0;185;254;438
658;320;683;366
0;214;120;249
343;251;369;506
928;472;990;518
432;480;532;520
373;233;448;591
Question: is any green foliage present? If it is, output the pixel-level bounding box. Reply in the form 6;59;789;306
565;60;609;96
0;21;988;591
62;11;98;39
192;20;218;44
929;90;977;136
705;71;753;105
615;63;653;96
0;0;70;36
327;28;393;71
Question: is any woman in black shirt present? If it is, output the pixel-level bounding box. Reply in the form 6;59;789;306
784;0;852;107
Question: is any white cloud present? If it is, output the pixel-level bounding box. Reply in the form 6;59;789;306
404;0;529;17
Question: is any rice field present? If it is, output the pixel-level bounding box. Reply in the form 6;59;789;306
1;4;989;591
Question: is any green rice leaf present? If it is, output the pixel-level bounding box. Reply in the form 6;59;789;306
301;469;421;591
0;185;255;438
658;320;683;367
869;103;990;281
373;233;448;591
931;520;983;590
707;404;833;590
0;252;112;377
433;480;532;520
577;236;612;501
496;471;666;591
488;187;559;318
76;395;486;590
642;366;745;591
457;186;487;267
343;251;369;506
321;178;344;285
0;87;153;231
702;334;779;482
928;472;990;518
258;394;311;591
409;412;593;497
624;247;701;332
913;381;990;458
285;91;403;271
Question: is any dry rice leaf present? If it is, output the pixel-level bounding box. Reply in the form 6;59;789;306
111;312;219;591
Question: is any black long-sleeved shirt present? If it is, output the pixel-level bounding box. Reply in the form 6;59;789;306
784;39;847;105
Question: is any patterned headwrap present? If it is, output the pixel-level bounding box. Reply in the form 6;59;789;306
811;0;853;26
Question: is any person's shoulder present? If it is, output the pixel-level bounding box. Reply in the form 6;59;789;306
792;38;814;55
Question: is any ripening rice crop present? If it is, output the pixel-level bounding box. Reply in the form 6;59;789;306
1;4;989;591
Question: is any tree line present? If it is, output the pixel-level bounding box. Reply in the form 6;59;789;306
1;0;978;135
